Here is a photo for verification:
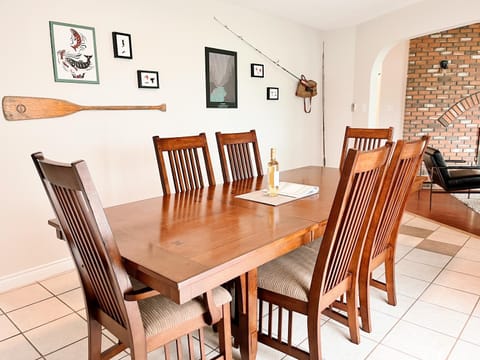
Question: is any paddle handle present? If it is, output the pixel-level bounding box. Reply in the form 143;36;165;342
81;104;166;112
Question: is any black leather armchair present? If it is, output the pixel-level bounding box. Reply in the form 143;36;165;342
423;146;480;207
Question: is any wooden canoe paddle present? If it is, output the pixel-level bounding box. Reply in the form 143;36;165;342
2;96;167;121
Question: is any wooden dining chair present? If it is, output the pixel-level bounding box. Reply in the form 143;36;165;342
257;143;392;360
152;132;216;194
339;126;393;171
32;152;232;360
215;130;263;183
358;136;429;333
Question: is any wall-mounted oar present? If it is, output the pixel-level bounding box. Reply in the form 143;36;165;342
2;96;167;121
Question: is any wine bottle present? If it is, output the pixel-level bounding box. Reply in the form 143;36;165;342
267;148;279;196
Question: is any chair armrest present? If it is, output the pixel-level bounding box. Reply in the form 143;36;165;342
124;286;160;301
203;290;222;325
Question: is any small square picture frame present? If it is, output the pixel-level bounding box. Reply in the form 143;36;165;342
251;63;264;78
267;87;279;100
137;70;159;88
112;32;132;59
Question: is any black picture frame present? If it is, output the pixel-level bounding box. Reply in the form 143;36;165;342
251;63;264;78
112;32;132;59
205;47;238;108
137;70;159;88
267;87;279;100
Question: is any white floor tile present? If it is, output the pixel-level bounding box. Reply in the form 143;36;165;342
366;344;419;359
448;340;480;360
0;283;52;312
361;310;398;342
463;237;480;250
25;313;87;355
394;274;430;299
40;271;81;295
397;233;424;247
8;297;73;332
460;316;480;345
405;217;440;231
401;212;415;224
471;300;480;318
434;270;480;295
446;257;480;277
369;287;417;319
0;314;19;341
419;284;478;314
310;321;377;360
45;336;127;360
58;288;85;311
403;248;451;268
403;300;469;337
395;244;414;262
428;227;469;246
455;247;480;262
396;259;443;282
0;334;41;360
382;320;456;360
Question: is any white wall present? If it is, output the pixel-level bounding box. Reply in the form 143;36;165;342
0;0;324;289
377;40;410;139
352;0;480;128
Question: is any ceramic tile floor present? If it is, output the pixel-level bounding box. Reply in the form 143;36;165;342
2;213;480;359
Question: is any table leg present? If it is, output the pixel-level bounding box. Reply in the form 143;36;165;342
239;269;258;360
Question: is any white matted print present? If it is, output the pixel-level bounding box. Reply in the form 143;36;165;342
137;70;159;88
49;21;99;84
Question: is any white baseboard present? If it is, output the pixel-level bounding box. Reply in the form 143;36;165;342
0;258;75;293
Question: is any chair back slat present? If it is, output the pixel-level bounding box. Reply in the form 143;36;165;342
153;133;215;194
340;126;393;171
32;153;133;329
216;130;263;183
369;137;429;260
311;144;392;297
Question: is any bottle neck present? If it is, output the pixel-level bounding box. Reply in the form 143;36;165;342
270;148;276;161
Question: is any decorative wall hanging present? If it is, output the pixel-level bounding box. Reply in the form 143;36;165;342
251;63;264;78
49;21;99;84
205;47;238;108
112;32;132;59
2;96;166;121
267;87;279;100
214;17;317;113
137;70;159;88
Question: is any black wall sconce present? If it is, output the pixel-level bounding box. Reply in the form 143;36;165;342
440;60;449;69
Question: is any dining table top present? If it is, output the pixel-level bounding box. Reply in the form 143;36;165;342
89;166;340;304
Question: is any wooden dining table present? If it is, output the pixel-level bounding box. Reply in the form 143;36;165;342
49;166;339;360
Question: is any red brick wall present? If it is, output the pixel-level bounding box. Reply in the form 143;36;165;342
404;23;480;163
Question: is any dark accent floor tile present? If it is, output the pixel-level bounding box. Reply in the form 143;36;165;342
399;225;434;239
416;239;462;256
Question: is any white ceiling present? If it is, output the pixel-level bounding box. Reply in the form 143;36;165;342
221;0;426;30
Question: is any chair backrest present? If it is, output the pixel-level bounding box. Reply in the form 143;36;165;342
311;143;393;300
339;126;394;172
423;146;449;188
365;136;429;263
31;152;143;339
152;133;216;194
215;129;263;182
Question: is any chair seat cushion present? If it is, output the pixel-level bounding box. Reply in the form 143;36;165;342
303;236;323;253
139;286;231;337
258;246;318;302
448;169;480;179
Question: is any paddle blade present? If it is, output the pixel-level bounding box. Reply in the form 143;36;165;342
2;96;82;121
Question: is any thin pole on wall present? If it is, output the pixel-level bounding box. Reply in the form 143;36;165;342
322;41;326;167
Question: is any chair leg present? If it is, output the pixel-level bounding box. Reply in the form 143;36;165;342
87;319;102;360
346;287;360;344
307;309;322;360
218;303;233;360
384;252;397;306
358;267;372;333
